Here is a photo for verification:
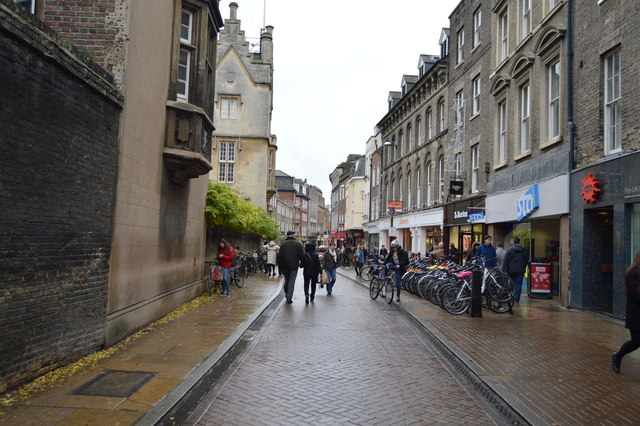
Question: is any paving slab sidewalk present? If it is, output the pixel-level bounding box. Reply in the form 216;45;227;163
0;275;282;425
339;268;640;425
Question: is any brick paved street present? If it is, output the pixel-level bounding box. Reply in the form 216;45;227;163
195;274;495;425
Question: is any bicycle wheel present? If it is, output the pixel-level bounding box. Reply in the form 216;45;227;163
487;272;514;303
384;277;395;304
369;278;380;300
487;294;514;314
233;269;245;288
442;285;470;315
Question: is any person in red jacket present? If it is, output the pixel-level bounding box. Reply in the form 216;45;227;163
217;239;234;296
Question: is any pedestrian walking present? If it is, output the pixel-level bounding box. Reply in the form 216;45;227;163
502;237;529;303
477;235;497;268
322;242;338;294
612;251;640;373
302;242;322;303
496;242;506;270
384;240;409;302
354;244;365;278
217;239;234;296
263;240;279;277
277;231;304;304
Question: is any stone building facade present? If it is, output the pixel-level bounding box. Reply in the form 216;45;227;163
569;0;640;317
376;43;449;254
213;2;277;210
0;0;123;390
6;0;224;355
485;0;570;303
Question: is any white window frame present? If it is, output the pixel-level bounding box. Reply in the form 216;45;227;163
455;90;465;126
604;49;621;154
407;124;413;152
177;48;191;101
499;11;508;63
180;10;193;44
438;100;445;132
498;101;507;164
220;96;238;119
416;168;422;207
218;141;236;183
417;117;423;145
407;172;412;208
520;84;530;153
427;162;433;206
473;9;482;48
457;28;465;64
548;60;561;140
455;152;463;178
472;76;481;115
471;145;479;193
438;156;445;203
521;0;531;40
427;109;433;139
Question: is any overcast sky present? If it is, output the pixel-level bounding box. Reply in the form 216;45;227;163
221;0;460;198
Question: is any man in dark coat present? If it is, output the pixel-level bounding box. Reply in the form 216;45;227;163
301;242;322;303
384;240;409;302
278;231;305;303
502;237;529;303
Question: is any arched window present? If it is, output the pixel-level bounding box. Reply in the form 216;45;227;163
407;124;413;152
399;173;404;203
416;117;422;146
438;98;445;132
426;108;434;140
398;131;404;158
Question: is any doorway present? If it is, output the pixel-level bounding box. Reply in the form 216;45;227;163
584;208;614;313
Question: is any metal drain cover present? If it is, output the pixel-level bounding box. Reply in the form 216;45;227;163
71;370;155;397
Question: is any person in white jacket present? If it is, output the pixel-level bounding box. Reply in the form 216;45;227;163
264;241;279;277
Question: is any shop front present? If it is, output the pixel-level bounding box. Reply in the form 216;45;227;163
364;221;379;254
378;207;443;255
486;174;569;303
445;196;486;263
570;152;640;318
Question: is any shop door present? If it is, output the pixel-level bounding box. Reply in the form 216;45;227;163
404;229;413;253
585;208;614;313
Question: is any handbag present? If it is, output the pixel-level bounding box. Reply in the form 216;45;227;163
321;271;329;284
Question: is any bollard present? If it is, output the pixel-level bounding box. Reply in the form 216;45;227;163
470;270;482;317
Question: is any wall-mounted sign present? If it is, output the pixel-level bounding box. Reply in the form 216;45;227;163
467;210;485;223
517;184;540;222
449;181;464;195
387;201;403;212
581;173;601;204
454;210;468;219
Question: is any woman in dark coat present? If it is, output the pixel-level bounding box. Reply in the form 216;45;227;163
302;242;322;304
612;252;640;373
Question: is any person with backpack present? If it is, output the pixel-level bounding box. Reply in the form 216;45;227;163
302;242;322;303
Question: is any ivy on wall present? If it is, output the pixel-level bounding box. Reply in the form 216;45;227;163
205;183;280;240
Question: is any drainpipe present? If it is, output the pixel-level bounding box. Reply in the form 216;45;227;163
566;0;575;307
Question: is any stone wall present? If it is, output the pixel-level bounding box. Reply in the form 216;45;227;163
0;1;122;391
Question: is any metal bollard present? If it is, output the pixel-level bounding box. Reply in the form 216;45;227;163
470;270;482;317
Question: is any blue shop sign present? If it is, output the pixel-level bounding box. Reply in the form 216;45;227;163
517;184;540;222
468;210;485;223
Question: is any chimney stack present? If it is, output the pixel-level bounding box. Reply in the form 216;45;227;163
261;25;274;63
229;2;238;20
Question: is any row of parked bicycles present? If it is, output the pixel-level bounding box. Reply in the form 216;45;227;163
364;256;515;315
204;250;266;295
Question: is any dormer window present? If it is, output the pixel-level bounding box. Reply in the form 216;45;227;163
14;0;35;14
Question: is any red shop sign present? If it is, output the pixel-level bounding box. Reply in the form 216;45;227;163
581;173;601;204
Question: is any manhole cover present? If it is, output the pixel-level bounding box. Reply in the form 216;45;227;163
71;370;155;397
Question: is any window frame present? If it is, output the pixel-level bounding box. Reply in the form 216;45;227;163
427;108;433;140
426;161;433;206
547;60;561;140
520;83;531;154
455;90;465;126
177;48;191;101
438;99;445;132
220;96;239;119
520;0;531;40
457;28;465;64
498;100;507;164
604;49;621;155
472;75;481;115
218;141;236;183
438;156;445;203
498;10;508;64
473;8;482;48
471;144;479;193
